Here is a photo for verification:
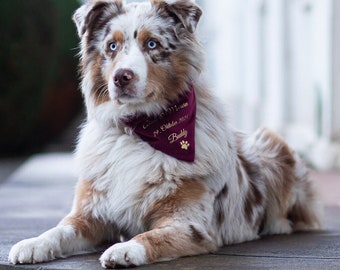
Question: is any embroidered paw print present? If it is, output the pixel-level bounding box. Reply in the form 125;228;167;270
180;141;190;150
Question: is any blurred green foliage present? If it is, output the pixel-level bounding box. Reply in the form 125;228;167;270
0;0;82;156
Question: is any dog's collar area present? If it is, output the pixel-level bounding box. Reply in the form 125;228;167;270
122;85;196;162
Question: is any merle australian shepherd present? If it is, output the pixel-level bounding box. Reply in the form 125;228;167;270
9;0;322;268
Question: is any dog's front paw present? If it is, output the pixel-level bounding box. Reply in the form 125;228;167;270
99;240;147;269
8;237;60;264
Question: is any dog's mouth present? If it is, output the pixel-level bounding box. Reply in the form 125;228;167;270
113;86;156;105
114;88;149;105
114;90;137;104
115;90;134;99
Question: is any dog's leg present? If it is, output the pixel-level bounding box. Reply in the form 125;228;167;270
243;128;322;235
8;212;114;264
100;223;217;268
8;223;95;264
9;180;113;264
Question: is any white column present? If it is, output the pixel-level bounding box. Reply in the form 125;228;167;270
284;0;319;145
200;0;245;127
332;0;340;141
240;0;265;132
260;0;287;133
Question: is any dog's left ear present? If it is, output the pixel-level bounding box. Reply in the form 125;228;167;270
152;0;202;33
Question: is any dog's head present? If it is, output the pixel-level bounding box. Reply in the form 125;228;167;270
73;0;203;119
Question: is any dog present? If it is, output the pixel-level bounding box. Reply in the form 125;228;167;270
9;0;322;268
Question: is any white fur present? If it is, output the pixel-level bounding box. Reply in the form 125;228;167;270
100;240;147;268
8;226;95;264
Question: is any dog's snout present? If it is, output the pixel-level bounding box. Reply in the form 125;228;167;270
114;69;134;88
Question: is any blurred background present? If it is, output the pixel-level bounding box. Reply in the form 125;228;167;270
0;0;82;158
199;0;340;171
0;0;340;172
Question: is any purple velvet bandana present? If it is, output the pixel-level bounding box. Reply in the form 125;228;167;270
122;85;196;162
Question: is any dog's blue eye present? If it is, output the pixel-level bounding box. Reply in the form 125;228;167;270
147;40;157;50
109;42;118;52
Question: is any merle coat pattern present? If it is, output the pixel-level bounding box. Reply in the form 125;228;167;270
9;0;322;268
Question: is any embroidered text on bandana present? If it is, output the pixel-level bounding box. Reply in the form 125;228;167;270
122;85;196;162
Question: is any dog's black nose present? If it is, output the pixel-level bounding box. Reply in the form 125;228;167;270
114;69;134;88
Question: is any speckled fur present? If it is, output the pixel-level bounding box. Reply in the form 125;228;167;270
9;0;322;268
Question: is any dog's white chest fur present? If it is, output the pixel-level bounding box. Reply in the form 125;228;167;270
75;121;154;229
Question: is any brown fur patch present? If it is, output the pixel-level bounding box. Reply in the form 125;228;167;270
138;29;152;46
138;25;198;103
238;153;263;185
288;202;314;229
73;180;105;212
61;215;107;245
91;53;110;106
244;178;264;224
260;129;296;168
213;184;228;228
238;151;265;226
137;31;186;102
133;228;174;263
111;30;124;43
145;51;192;104
189;225;204;243
145;63;172;103
142;179;205;230
287;175;321;230
259;129;297;203
59;180;113;245
133;224;216;263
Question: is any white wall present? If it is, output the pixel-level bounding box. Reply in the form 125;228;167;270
200;0;340;170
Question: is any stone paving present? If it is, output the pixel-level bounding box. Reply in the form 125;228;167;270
0;153;339;270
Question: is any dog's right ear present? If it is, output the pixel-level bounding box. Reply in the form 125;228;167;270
73;0;123;38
